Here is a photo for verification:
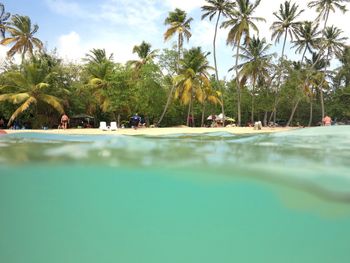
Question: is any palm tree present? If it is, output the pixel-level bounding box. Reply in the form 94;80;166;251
308;0;350;30
235;36;275;124
0;3;10;39
270;1;304;59
269;0;303;124
292;21;321;62
318;26;347;119
83;48;113;64
222;0;265;126
201;0;236;80
0;15;43;61
0;62;64;127
201;0;236;127
173;47;214;126
164;8;193;65
84;48;115;113
128;41;158;72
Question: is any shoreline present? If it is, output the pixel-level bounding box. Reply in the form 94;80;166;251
3;126;298;136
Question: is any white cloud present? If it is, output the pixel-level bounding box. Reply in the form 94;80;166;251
163;0;206;12
57;31;83;62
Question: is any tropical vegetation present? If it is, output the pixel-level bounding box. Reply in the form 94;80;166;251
0;0;350;129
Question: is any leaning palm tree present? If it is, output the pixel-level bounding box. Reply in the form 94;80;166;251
0;3;10;39
222;0;265;126
292;21;321;62
164;8;193;65
0;15;43;61
0;62;64;127
201;0;236;126
173;47;214;126
234;36;275;124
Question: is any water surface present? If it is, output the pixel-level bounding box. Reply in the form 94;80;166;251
1;126;350;263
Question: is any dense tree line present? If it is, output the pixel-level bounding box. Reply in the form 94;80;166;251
0;0;350;129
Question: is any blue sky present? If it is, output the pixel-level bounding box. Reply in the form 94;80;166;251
1;0;350;78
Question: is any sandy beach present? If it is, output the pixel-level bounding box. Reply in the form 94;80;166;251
3;126;297;136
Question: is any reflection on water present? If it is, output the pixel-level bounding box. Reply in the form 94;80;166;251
1;126;350;263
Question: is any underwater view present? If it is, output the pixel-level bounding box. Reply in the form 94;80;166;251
1;126;350;263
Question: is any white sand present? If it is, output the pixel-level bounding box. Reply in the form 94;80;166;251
4;126;298;136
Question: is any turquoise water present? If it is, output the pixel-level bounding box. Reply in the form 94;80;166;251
1;126;350;263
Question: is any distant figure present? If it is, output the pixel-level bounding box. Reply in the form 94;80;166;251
0;118;4;128
61;113;69;129
323;115;332;126
188;115;194;127
130;113;141;129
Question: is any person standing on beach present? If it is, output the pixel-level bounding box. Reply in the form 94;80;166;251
61;113;69;129
322;115;332;126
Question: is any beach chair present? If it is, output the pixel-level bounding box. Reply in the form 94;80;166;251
110;121;118;131
99;121;108;131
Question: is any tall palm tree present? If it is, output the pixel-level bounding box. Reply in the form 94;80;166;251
173;47;214;126
270;1;304;59
0;3;10;39
222;0;265;126
0;15;43;61
0;62;64;127
164;8;193;65
308;0;350;30
318;26;347;119
307;0;350;122
269;1;303;124
235;36;275;123
201;0;236;80
201;0;236;126
128;41;158;72
292;21;321;62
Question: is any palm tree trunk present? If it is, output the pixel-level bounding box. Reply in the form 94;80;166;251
301;46;307;63
263;111;267;127
201;102;206;127
214;11;226;127
308;98;313;127
270;29;288;125
157;84;175;126
235;41;241;126
213;12;221;81
286;97;301;127
251;79;256;124
186;98;191;127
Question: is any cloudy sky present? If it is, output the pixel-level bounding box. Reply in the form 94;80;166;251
1;0;350;78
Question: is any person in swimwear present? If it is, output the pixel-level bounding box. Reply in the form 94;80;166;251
61;113;69;129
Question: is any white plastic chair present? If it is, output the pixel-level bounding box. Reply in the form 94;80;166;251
99;121;108;131
110;121;118;131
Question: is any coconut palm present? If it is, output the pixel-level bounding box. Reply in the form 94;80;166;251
128;41;158;72
0;15;43;61
269;1;303;124
0;62;64;127
234;36;275;123
173;47;214;126
292;21;321;62
201;0;236;80
270;1;304;59
0;3;10;39
317;26;347;119
222;0;265;126
164;8;193;65
201;0;236;127
308;0;350;30
83;48;113;64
